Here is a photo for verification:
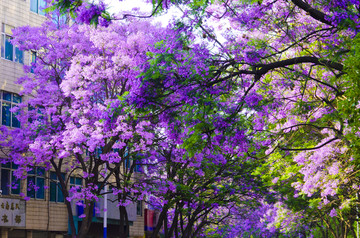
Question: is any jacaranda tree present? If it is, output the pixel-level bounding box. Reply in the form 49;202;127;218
6;18;165;238
3;0;360;237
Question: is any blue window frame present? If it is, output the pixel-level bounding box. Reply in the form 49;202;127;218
50;172;65;203
27;167;45;199
30;0;47;16
1;91;21;128
70;176;82;192
137;201;142;216
52;12;68;29
134;155;143;173
30;51;36;73
4;35;13;61
1;24;23;64
1;162;20;195
125;157;131;169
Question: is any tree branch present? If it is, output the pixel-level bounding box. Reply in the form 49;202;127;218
279;137;339;151
290;0;333;26
258;56;343;73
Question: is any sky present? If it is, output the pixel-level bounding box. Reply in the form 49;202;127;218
99;0;228;47
102;0;180;26
103;0;152;13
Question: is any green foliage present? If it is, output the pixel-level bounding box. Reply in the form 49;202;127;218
339;33;360;161
49;0;111;26
48;0;82;15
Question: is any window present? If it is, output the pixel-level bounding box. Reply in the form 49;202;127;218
70;176;82;191
134;160;142;173
125;157;131;169
1;91;21;128
28;104;45;125
52;12;68;29
30;51;36;73
27;167;45;199
124;156;142;172
50;172;65;202
1;24;24;64
133;155;143;173
1;162;20;195
30;0;47;16
137;201;142;216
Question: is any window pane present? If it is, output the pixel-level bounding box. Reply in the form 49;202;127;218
1;169;9;195
30;0;38;13
57;184;64;202
125;158;130;169
27;176;35;198
36;177;44;199
4;25;12;35
11;172;20;194
135;164;141;173
13;94;21;103
76;178;82;185
31;52;37;62
70;177;82;192
13;95;21;104
30;52;37;73
11;163;18;169
50;171;57;180
12;111;20;128
4;36;13;61
1;34;4;58
137;201;142;216
15;47;23;64
37;167;45;176
59;15;67;26
2;102;11;126
39;0;47;16
52;13;67;29
2;92;11;101
50;182;56;202
2;162;11;169
28;168;35;175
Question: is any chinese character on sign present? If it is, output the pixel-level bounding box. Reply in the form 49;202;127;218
15;215;21;224
11;203;14;210
1;214;8;223
16;203;20;210
5;202;9;210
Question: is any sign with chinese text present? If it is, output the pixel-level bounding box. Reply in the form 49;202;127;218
0;198;25;227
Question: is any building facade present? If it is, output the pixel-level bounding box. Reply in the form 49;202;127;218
0;1;145;237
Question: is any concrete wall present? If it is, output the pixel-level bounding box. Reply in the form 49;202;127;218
25;200;68;232
0;0;45;94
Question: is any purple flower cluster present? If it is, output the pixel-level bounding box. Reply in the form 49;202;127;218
76;1;108;26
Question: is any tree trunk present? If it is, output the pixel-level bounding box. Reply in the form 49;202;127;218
51;159;77;238
118;205;129;238
151;208;168;238
77;200;94;238
64;199;77;238
168;209;178;238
